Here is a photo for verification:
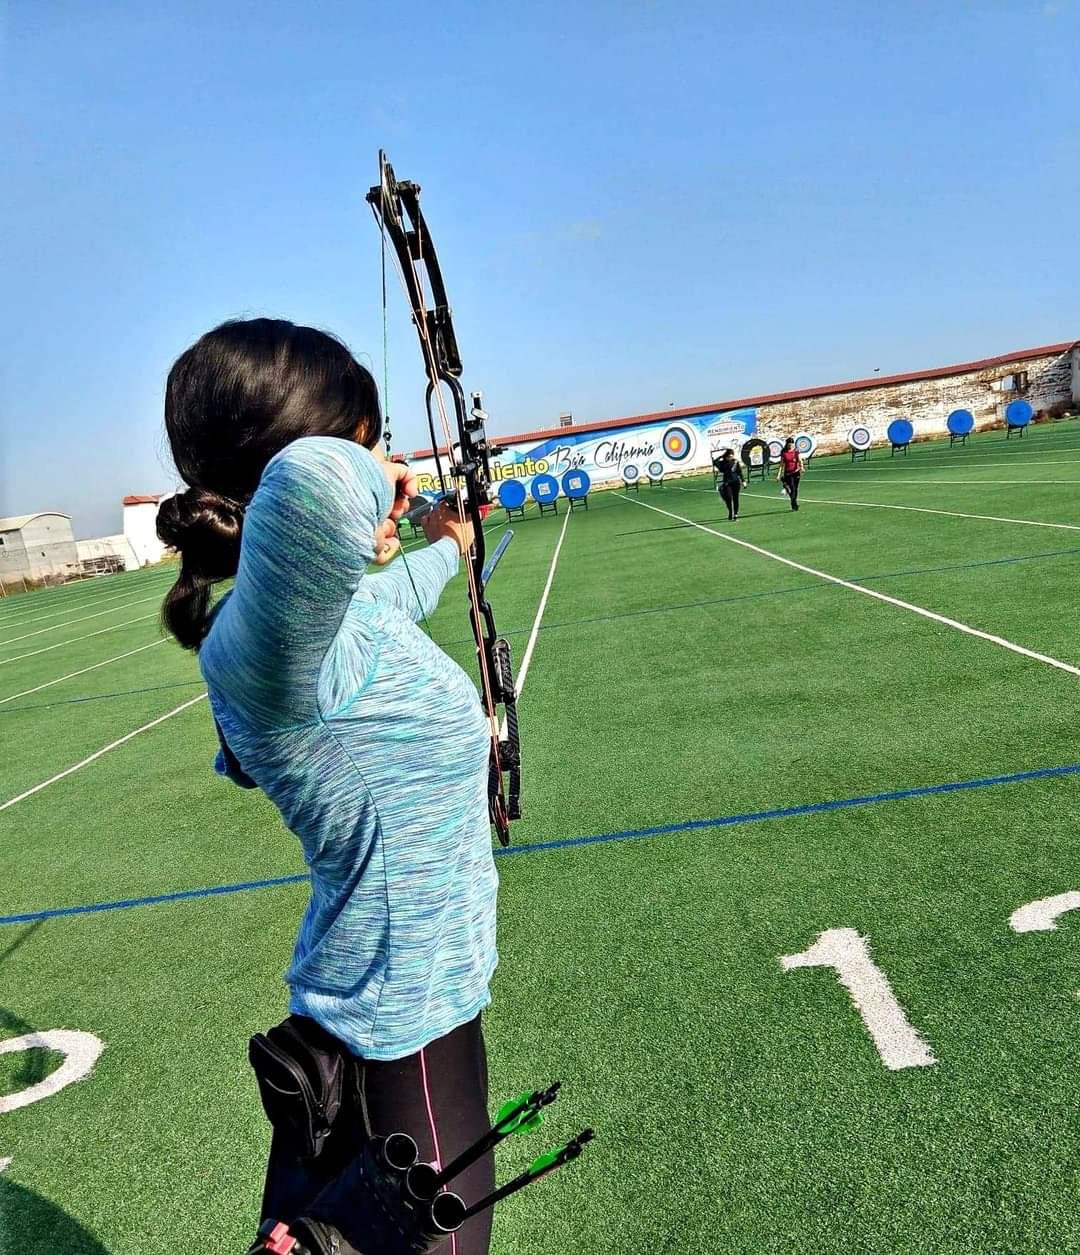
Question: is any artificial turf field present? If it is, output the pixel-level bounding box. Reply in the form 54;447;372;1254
1;422;1078;1255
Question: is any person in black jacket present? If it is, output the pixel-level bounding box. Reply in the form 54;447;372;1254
713;449;745;520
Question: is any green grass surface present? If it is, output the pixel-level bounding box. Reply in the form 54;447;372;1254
1;422;1078;1253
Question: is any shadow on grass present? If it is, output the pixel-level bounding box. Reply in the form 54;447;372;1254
0;924;53;1094
0;1177;113;1254
616;508;792;535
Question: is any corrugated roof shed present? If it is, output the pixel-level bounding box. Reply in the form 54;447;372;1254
0;512;72;531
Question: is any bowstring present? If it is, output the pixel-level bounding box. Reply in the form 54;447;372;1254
375;175;433;635
374;187;505;748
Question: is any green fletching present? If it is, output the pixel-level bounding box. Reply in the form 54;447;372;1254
527;1148;561;1175
495;1092;544;1136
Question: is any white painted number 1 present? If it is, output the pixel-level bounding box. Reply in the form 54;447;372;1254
781;928;936;1071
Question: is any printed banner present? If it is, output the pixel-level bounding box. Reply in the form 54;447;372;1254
405;408;758;497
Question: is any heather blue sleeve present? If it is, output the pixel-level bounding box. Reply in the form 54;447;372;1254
207;437;456;726
367;538;460;622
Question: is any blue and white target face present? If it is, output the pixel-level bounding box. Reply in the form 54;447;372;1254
947;409;974;436
622;464;640;483
1006;399;1033;427
887;418;914;445
661;424;696;462
794;432;816;457
497;479;527;510
848;426;872;450
767;439;784;461
561;469;591;499
647;461;665;478
530;474;560;502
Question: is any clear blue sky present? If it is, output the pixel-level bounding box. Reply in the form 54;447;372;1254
3;0;1077;537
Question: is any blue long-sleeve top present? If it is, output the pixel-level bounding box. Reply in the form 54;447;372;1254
198;436;498;1060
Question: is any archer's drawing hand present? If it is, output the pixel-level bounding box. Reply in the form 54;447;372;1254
422;501;475;557
369;453;417;566
374;449;419;521
372;517;401;566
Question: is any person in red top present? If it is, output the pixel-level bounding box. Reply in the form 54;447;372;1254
778;437;803;511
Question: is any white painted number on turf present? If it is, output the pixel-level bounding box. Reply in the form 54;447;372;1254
0;1030;104;1114
1008;891;1080;934
1009;891;1080;1000
781;928;936;1071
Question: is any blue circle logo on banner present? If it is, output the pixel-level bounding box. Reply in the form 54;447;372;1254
622;464;639;483
498;479;527;510
647;460;665;478
887;418;914;445
947;409;974;436
562;469;591;499
661;424;696;462
848;426;872;450
1006;399;1033;426
531;473;560;502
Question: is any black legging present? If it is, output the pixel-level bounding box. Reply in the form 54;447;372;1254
719;482;741;519
260;1014;494;1254
361;1015;494;1254
783;472;801;510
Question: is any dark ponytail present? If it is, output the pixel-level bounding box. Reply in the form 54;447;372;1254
159;318;381;650
157;488;245;649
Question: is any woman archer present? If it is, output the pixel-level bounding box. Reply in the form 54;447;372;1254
157;317;498;1254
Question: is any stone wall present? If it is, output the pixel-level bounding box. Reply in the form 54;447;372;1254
753;345;1079;453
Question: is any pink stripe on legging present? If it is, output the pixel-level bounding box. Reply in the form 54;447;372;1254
419;1046;458;1255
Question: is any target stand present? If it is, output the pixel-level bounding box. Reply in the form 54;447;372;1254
530;474;561;516
887;418;913;457
562;469;591;512
947;409;974;447
848;426;872;462
497;480;528;522
741;438;771;482
1005;399;1033;440
622;465;641;492
646;460;665;488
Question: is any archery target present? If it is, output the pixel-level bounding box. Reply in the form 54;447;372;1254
661;424;696;462
947;409;974;436
1006;399;1033;426
740;438;769;468
794;432;816;458
647;460;665;479
561;469;591;498
498;479;527;510
530;473;560;502
622;464;640;483
848;426;872;451
887;418;914;446
766;439;784;461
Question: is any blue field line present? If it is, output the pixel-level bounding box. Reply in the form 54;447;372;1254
2;762;1079;926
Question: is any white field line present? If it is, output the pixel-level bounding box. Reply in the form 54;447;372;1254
499;507;571;738
804;477;1080;486
0;638;170;706
0;694;207;812
740;491;1080;533
622;495;1080;679
0;612;160;666
0;575;175;629
826;454;1080;470
0;595;160;645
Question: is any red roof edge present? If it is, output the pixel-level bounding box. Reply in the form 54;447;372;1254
403;338;1078;458
122;494;164;506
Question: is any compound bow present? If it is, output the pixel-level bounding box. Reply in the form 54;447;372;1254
367;152;520;846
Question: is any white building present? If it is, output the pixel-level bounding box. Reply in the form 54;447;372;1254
0;512;78;586
122;493;173;568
